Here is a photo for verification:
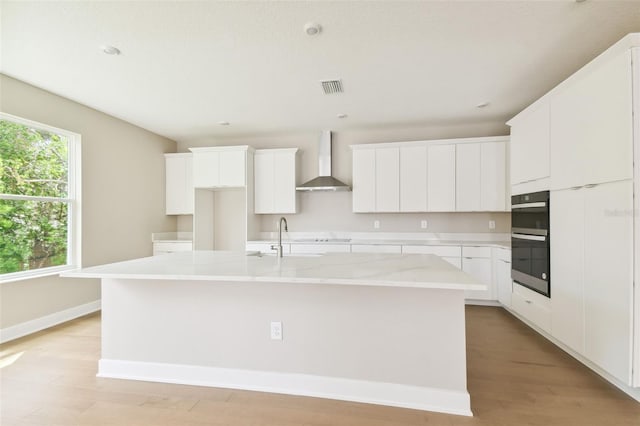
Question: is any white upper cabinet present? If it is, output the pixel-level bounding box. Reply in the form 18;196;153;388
375;147;400;212
164;153;194;215
254;148;297;214
509;103;550;186
352;148;376;212
352;137;507;213
480;142;507;211
427;144;456;212
190;146;250;188
399;145;427;212
455;143;481;211
550;50;633;190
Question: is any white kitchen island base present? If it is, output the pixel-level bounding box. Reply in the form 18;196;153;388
65;252;484;416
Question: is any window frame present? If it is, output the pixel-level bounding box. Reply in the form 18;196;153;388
0;112;82;283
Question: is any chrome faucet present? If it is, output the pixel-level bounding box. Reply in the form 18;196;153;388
271;217;288;258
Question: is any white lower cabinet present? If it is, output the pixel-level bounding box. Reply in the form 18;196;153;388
289;244;351;255
494;247;512;308
462;246;493;301
153;241;193;256
512;282;551;334
550;180;634;384
351;244;401;254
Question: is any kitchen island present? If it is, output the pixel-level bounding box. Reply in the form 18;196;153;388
63;251;485;416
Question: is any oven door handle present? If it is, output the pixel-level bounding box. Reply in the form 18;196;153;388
511;233;546;242
511;202;547;209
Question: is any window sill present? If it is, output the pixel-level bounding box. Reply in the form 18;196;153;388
0;265;81;284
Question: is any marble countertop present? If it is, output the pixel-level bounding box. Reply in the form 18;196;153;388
62;251;486;291
247;238;510;249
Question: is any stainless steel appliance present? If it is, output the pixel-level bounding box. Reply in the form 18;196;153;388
511;191;550;297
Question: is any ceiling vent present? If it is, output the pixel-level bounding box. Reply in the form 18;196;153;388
320;79;344;94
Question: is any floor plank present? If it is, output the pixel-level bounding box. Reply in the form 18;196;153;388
1;307;638;425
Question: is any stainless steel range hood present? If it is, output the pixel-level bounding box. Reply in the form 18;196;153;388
296;131;351;192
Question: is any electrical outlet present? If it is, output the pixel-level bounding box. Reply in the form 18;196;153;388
420;220;428;229
489;220;496;230
270;321;283;340
373;220;380;229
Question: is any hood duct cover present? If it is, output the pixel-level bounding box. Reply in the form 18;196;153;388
296;131;351;192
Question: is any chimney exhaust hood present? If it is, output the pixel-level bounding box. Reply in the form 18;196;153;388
296;131;351;192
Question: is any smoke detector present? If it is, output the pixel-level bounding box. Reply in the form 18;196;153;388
304;22;321;36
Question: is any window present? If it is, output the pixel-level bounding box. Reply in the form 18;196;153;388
0;113;81;282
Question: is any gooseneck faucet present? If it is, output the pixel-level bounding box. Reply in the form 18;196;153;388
271;217;288;258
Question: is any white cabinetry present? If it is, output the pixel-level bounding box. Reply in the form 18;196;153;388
352;146;399;213
427;144;456;212
399;145;427;211
509;103;550;187
164;153;194;215
352;148;376;212
289;244;351;255
352;137;507;213
375;147;400;212
480;142;507;211
190;146;249;188
550;180;633;383
512;282;551;334
254;148;297;214
455;144;481;211
461;246;493;301
494;247;512;308
550;50;633;191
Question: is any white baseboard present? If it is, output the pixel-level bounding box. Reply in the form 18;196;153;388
503;306;640;403
98;359;473;416
0;300;101;344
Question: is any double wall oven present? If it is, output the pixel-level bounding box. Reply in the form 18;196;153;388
511;191;550;297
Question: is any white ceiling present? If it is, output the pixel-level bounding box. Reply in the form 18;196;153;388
1;1;639;142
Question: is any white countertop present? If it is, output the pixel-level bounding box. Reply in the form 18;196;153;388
62;251;486;291
247;238;510;249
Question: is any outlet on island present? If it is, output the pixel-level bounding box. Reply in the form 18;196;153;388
270;321;283;340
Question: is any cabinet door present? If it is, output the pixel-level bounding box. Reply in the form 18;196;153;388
480;142;507;211
510;103;550;185
427;144;456;211
496;258;512;307
399;146;427;212
273;151;296;213
352;149;376;212
550;187;585;354
165;155;193;215
219;150;246;187
550;50;633;190
254;152;274;213
192;151;220;187
375;148;399;212
583;180;633;384
462;257;493;300
455;143;481;211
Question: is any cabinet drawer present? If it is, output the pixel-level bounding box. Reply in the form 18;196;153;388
494;247;511;262
153;241;192;255
512;283;551;333
351;244;402;254
462;246;492;258
402;245;461;257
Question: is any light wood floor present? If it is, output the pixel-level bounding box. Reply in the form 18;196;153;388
1;306;638;425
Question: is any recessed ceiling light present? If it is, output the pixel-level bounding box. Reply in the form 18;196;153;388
101;45;121;55
218;121;230;126
475;102;490;108
337;113;348;119
304;22;321;36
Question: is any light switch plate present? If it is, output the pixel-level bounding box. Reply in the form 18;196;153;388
373;220;380;229
420;220;428;229
489;220;496;230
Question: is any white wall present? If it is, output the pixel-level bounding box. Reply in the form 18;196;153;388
178;122;511;234
0;74;176;330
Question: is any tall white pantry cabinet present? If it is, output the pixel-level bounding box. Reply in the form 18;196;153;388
508;34;640;392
